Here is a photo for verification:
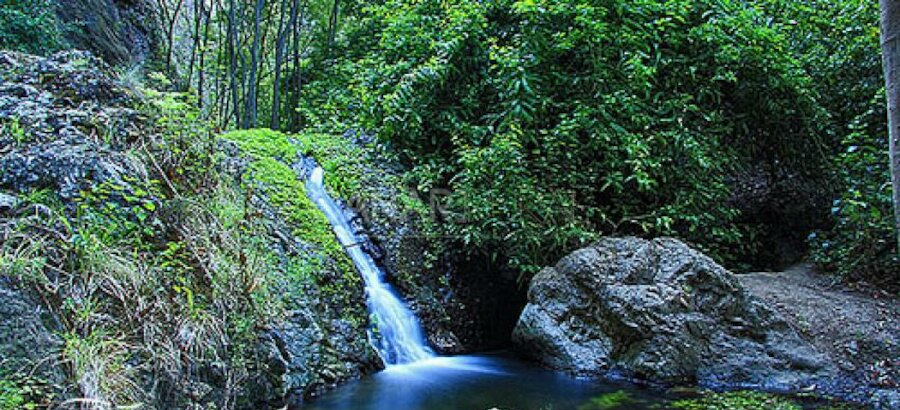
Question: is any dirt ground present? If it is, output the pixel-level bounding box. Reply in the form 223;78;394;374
738;264;899;401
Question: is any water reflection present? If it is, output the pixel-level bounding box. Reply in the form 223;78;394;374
301;352;666;410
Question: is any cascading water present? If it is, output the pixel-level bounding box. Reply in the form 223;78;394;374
305;166;435;365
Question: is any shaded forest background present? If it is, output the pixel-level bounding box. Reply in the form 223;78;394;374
1;0;896;288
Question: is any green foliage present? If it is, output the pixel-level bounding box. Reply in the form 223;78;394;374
579;390;634;410
0;379;24;410
811;91;900;286
0;0;66;54
749;1;896;286
294;132;368;199
221;129;362;300
671;391;802;410
0;118;27;145
143;89;217;193
752;0;882;139
224;128;299;160
0;374;53;410
328;0;824;274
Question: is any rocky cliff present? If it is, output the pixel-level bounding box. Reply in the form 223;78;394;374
0;50;383;408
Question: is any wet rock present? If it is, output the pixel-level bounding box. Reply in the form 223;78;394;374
512;237;832;389
241;332;290;409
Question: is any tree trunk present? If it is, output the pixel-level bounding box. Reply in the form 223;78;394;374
246;0;265;128
197;1;213;110
164;0;185;77
227;0;240;128
271;0;290;129
881;0;900;252
290;0;303;130
326;0;339;61
186;0;202;92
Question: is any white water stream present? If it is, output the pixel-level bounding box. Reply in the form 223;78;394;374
305;166;435;365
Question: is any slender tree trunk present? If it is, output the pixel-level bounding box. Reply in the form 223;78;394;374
197;1;213;109
164;0;186;76
186;0;203;92
271;0;290;129
881;0;900;252
239;43;248;127
246;0;265;128
227;0;240;128
326;0;339;61
290;0;302;130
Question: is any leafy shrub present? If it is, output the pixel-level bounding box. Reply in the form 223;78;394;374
811;91;900;287
0;375;53;410
0;0;66;54
329;0;824;274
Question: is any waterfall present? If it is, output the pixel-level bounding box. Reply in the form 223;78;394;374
305;166;435;366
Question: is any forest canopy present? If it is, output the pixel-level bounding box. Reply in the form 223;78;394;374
2;0;894;286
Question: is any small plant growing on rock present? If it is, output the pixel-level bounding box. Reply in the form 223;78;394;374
670;391;802;410
1;118;26;145
578;390;634;410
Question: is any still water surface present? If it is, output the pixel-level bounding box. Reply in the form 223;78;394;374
301;352;669;410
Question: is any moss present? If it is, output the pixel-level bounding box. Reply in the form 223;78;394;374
222;128;299;161
670;391;802;410
293;132;368;200
579;390;634;410
221;129;361;297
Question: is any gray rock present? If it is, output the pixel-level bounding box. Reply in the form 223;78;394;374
512;237;831;389
54;0;159;65
0;193;17;214
0;278;64;384
0;51;147;199
0;134;144;199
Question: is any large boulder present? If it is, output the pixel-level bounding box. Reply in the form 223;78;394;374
512;237;831;390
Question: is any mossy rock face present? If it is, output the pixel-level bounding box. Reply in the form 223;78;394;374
0;54;376;409
0;281;64;400
220;128;380;401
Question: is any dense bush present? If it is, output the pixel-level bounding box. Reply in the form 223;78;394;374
751;1;898;286
291;0;896;285
810;92;900;287
0;0;66;54
316;0;826;274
